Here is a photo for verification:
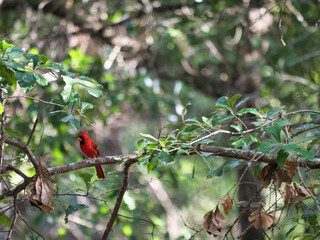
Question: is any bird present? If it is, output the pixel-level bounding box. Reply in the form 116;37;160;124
77;131;105;179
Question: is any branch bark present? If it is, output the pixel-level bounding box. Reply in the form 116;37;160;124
101;158;136;240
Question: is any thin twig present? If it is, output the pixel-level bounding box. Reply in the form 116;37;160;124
27;116;40;146
297;167;320;211
118;214;157;239
6;195;17;240
101;159;136;239
5;96;65;108
0;89;6;172
180;215;203;239
17;211;45;240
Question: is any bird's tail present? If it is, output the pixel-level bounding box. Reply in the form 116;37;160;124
95;165;105;179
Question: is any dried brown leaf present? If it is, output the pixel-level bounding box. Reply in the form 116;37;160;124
290;182;307;205
282;182;307;205
26;163;56;213
258;164;277;188
299;185;315;197
260;211;275;230
202;207;227;238
218;194;233;215
281;184;292;205
248;209;275;230
283;161;296;179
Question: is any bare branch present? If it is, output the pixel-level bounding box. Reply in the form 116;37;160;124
101;159;136;239
6;195;17;240
195;144;320;169
4;138;39;168
27;116;40;146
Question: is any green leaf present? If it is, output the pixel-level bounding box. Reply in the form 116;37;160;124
34;73;48;86
0;64;16;86
192;158;197;178
276;149;289;168
6;47;25;61
295;123;319;131
140;133;158;142
0;102;3;115
64;203;88;224
256;141;280;153
236;108;262;118
235;96;250;109
79;173;93;190
61;84;77;103
5;126;20;138
254;164;262;178
60;115;80;130
200;154;212;170
40;55;50;65
80;102;93;114
0;213;11;228
181;102;191;123
207;164;224;178
283;144;315;161
27;54;39;70
285;226;296;237
158;150;174;166
0;39;15;55
16;71;36;92
137;139;147;154
265;124;282;142
227;94;242;109
231;123;243;133
212;115;233;124
224;159;241;172
87;87;103;98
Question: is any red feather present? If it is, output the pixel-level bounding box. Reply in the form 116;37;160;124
77;131;105;179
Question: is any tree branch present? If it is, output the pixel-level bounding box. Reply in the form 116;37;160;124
195;144;320;169
101;159;136;240
4;138;39;168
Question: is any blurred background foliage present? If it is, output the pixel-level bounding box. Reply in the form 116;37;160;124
0;0;320;239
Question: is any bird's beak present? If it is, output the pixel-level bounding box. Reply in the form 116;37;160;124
77;137;81;141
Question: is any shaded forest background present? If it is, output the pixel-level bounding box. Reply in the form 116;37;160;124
0;0;320;239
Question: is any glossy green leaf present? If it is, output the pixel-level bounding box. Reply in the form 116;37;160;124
207;164;224;178
6;47;25;61
227;93;242;109
81;102;93;114
159;150;174;166
16;71;36;92
0;64;16;86
27;54;39;70
0;40;14;55
276;149;289;168
80;173;93;190
140;133;158;142
181;102;191;123
265;124;282;142
34;73;48;86
256;141;280;153
236;108;262;118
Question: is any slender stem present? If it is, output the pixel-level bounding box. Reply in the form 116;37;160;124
101;159;135;239
0;89;5;172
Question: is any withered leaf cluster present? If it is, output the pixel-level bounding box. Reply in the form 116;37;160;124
248;209;275;230
26;163;56;213
202;194;233;238
258;161;296;188
281;182;315;205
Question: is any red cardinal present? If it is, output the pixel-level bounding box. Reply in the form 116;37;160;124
77;131;105;179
